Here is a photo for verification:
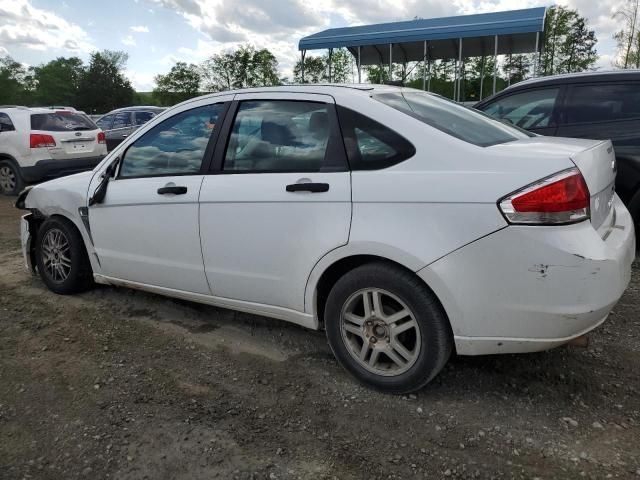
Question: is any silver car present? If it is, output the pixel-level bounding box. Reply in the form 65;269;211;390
95;106;165;151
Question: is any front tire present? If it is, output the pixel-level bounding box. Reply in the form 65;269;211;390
324;262;453;394
35;217;93;294
0;160;24;196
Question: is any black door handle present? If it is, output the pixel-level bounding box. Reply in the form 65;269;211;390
157;186;187;195
286;182;330;193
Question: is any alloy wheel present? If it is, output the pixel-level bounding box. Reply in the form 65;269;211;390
41;228;72;283
0;165;16;192
340;288;421;376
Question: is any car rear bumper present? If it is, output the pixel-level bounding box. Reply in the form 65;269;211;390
418;195;636;355
21;156;105;183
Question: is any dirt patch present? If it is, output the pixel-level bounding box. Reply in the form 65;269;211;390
0;195;639;479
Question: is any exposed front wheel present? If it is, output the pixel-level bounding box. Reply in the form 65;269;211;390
35;217;93;294
0;160;24;196
325;263;453;394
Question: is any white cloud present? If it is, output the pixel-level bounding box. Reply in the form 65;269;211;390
0;46;8;56
0;0;95;53
131;25;150;33
122;35;137;46
126;69;156;91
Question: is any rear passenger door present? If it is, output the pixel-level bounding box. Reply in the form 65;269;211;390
105;111;134;151
556;82;640;200
199;92;351;312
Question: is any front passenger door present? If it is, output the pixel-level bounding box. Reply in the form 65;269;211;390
88;98;231;294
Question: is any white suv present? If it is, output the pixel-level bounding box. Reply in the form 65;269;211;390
0;107;107;195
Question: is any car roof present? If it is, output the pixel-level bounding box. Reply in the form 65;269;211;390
105;106;166;114
497;69;640;92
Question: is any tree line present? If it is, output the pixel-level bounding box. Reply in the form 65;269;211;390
1;4;639;112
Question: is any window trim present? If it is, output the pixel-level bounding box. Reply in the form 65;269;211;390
336;105;416;171
115;101;231;180
560;81;640;127
210;99;349;175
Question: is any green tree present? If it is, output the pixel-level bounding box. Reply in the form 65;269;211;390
502;54;533;85
323;48;353;83
613;0;640;68
153;61;201;106
200;44;281;92
541;6;598;75
0;56;31;105
293;55;326;83
77;50;134;113
32;57;84;106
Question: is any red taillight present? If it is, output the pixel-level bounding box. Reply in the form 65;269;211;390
30;133;56;148
499;168;590;225
97;131;106;144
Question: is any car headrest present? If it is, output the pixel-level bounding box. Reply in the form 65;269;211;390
261;116;294;146
309;111;328;139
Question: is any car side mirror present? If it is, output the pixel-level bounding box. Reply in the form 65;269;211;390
88;158;119;206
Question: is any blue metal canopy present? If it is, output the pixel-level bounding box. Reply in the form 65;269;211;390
299;7;545;51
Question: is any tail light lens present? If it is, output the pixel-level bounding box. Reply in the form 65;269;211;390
97;131;106;144
499;168;590;225
30;133;56;148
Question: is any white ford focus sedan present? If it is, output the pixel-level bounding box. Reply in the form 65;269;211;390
16;85;635;393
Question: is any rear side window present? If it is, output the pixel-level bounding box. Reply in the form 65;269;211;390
223;100;346;173
112;112;132;129
31;112;97;132
480;88;560;129
0;113;15;131
337;106;415;170
565;83;640;124
375;91;529;147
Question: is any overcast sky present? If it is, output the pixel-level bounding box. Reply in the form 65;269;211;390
0;0;629;91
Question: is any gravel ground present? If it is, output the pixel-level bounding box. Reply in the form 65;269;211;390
0;194;639;480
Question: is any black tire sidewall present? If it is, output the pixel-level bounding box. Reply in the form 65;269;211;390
0;160;24;196
35;217;92;295
324;263;452;394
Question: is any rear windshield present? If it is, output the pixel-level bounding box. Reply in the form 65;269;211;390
374;91;531;147
31;112;97;132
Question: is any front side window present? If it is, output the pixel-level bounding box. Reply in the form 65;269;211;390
111;112;132;130
119;103;224;178
223;100;341;173
0;113;15;131
31;112;97;131
376;91;530;147
96;114;114;130
481;88;560;129
566;83;640;124
337;106;415;170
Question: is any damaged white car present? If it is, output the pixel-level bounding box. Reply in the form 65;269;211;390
16;85;636;393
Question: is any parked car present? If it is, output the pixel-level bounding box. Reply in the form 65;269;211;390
16;85;635;393
474;70;640;228
0;106;107;195
95;106;165;152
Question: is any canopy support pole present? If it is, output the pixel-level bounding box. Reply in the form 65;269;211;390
422;41;427;90
328;48;333;83
508;53;512;87
300;50;306;83
492;35;498;95
479;55;485;101
389;43;393;80
534;31;540;77
457;38;463;101
357;46;361;83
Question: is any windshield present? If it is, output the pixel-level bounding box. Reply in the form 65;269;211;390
31;112;98;132
374;91;531;147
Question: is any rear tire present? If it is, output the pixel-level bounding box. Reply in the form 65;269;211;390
324;262;453;394
0;160;24;196
35;217;93;294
